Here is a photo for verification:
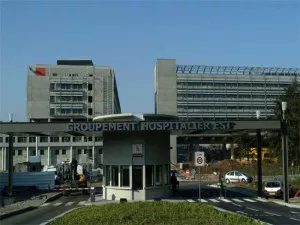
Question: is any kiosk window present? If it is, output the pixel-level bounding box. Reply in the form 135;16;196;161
163;164;169;185
121;166;129;187
111;166;119;186
105;165;111;186
146;165;154;187
155;165;163;186
132;166;143;190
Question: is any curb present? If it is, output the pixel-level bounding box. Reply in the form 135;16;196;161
44;192;63;203
271;200;300;209
0;192;63;220
0;206;37;220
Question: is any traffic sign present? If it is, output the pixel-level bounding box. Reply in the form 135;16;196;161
194;151;205;167
191;169;196;175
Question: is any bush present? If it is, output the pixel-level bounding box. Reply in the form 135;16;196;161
50;202;261;225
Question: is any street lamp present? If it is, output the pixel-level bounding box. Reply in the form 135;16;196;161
256;110;263;197
281;101;289;203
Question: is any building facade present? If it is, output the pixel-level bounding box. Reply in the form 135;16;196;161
155;59;300;163
0;59;121;171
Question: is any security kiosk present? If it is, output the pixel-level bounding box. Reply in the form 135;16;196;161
93;114;176;201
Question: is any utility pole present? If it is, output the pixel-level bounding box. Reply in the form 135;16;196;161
8;113;14;197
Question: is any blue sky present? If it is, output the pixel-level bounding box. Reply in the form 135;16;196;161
0;0;299;122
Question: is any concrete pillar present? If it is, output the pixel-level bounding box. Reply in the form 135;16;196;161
1;147;4;171
170;135;177;165
26;147;29;162
35;136;38;156
230;143;235;160
47;147;51;165
92;145;95;169
70;146;73;161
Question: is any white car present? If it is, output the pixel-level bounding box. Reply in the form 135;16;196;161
224;170;253;184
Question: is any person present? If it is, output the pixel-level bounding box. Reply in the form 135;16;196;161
71;157;78;180
171;172;178;196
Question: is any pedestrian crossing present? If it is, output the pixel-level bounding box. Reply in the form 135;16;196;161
185;197;268;204
40;200;87;207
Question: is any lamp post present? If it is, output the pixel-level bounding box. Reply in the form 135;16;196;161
8;113;14;197
281;101;289;203
256;110;263;197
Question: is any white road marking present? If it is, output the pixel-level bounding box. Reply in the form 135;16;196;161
246;207;259;212
197;199;208;203
209;199;220;203
65;202;75;206
256;198;268;202
219;198;232;203
290;218;300;222
265;212;280;216
243;198;256;202
232;199;244;203
187;199;196;203
40;203;51;207
232;203;242;207
53;202;63;206
77;201;86;205
290;211;299;214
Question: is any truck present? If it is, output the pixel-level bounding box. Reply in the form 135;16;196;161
53;161;91;196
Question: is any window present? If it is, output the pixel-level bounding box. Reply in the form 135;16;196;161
73;137;82;142
18;150;22;156
78;149;82;154
40;137;48;142
155;165;163;186
62;137;70;142
88;108;93;115
163;165;169;185
62;149;66;155
98;148;102;154
146;165;154;187
0;137;2;143
88;83;93;90
50;83;55;90
29;137;36;143
55;149;59;155
132;166;143;190
40;149;44;155
84;149;87;154
52;73;57;76
30;149;36;156
88;96;93;103
88;149;93;158
50;137;59;142
111;166;119;186
105;165;111;186
50;96;55;103
17;137;27;143
120;166;129;187
84;137;93;142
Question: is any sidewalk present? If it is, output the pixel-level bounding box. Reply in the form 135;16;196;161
0;192;62;219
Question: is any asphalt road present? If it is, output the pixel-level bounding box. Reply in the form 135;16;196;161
178;181;300;225
1;193;89;225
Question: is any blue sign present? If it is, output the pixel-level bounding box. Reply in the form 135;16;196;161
191;169;196;175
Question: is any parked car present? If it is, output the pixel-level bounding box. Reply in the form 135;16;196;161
224;170;253;184
264;179;293;199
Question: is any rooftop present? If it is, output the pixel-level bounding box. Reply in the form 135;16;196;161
176;65;300;76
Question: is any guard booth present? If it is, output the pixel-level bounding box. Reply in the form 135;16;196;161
93;114;176;201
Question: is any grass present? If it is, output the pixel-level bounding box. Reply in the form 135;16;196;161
49;202;262;225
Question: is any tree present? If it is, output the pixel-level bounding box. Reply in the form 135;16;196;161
266;77;300;170
234;133;256;161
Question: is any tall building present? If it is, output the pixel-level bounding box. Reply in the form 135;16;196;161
0;59;121;170
154;59;300;163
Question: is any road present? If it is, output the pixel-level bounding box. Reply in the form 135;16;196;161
178;181;300;225
1;193;89;225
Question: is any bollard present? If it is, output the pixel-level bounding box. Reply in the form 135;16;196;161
90;187;95;202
